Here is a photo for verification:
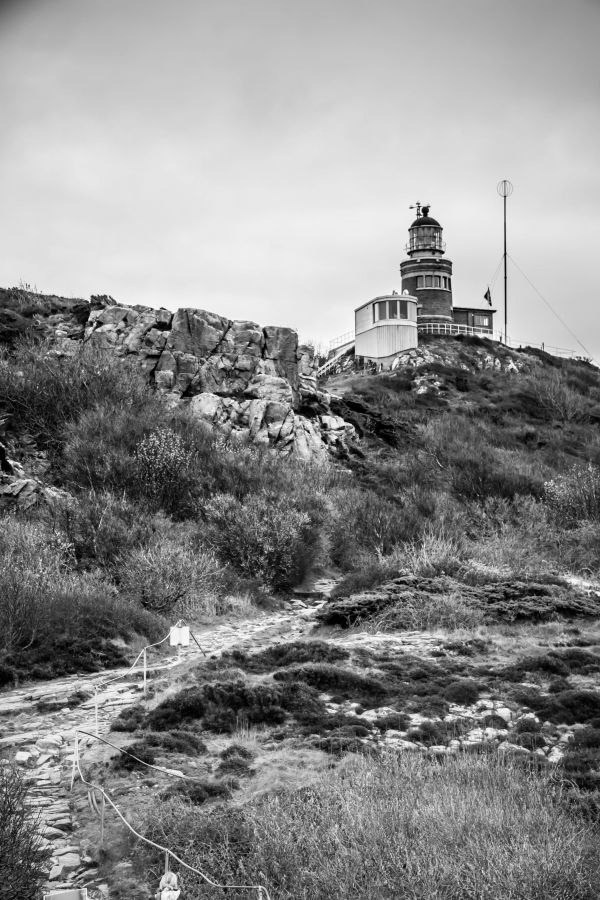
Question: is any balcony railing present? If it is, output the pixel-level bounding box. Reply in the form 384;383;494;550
418;322;497;339
417;323;586;361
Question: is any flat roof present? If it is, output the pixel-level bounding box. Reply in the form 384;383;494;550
355;293;417;314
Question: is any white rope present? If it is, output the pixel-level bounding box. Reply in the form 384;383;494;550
72;731;271;899
77;729;215;783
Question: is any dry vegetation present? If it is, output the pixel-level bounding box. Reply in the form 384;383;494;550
2;321;600;898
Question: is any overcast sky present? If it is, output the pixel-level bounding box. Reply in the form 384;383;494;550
1;0;599;358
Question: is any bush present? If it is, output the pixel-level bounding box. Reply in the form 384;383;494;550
0;335;153;458
114;741;157;771
147;680;288;733
443;678;481;705
133;426;199;517
111;704;147;732
159;780;233;805
143;731;207;755
118;539;218;613
0;513;165;679
374;713;410;732
205;492;315;591
372;589;485;632
221;641;350;673
0;766;51;898
274;664;387;706
55;490;156;569
544;463;600;526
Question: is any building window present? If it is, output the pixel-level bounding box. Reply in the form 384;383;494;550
376;300;387;320
388;299;398;319
473;315;490;328
425;275;432;287
448;278;452;290
442;276;448;289
434;275;441;287
416;276;423;289
399;300;408;319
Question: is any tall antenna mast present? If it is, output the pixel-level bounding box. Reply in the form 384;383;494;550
497;179;513;344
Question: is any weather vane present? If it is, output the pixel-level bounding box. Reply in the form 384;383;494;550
409;202;430;218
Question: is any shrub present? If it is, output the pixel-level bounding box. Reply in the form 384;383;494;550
133;426;199;516
544;463;600;526
314;735;365;755
111;704;147;733
0;335;153;458
55;490;156;569
147;681;289;733
220;744;255;761
372;589;485;632
118;540;218;613
221;641;350;673
0;766;51;898
113;741;156;771
527;369;590;424
515;732;546;750
0;513;165;678
401;525;465;578
142;731;207;755
216;756;255;777
159;780;232;805
443;678;481;706
406;720;446;746
205;492;314;591
374;713;410;732
274;664;387;706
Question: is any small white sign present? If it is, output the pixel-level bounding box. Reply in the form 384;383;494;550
169;625;190;647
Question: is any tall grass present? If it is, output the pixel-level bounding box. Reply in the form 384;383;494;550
138;752;599;900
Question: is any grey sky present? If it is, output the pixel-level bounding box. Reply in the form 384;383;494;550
1;0;599;357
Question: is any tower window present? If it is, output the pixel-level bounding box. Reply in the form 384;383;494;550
399;300;408;319
442;276;448;289
425;275;432;287
388;299;398;319
416;276;424;289
377;301;387;320
434;275;441;287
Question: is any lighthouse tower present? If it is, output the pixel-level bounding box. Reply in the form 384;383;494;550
399;204;453;326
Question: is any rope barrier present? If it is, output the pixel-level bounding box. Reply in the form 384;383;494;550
76;729;217;783
71;730;271;899
89;620;208;735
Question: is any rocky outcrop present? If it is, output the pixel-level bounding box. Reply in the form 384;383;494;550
391;339;532;374
83;301;355;457
0;289;356;458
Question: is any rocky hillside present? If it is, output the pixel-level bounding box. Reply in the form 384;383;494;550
0;287;353;459
2;287;600;900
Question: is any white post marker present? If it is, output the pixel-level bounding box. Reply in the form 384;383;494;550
100;793;105;848
70;734;79;792
94;686;99;736
143;648;147;696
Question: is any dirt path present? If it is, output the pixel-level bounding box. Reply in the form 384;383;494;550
0;582;451;898
0;594;331;897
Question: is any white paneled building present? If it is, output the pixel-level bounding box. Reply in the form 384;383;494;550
354;292;418;368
